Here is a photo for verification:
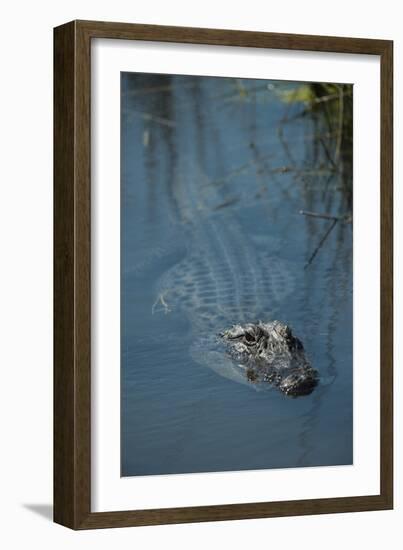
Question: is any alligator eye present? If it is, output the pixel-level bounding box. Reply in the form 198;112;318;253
244;332;255;343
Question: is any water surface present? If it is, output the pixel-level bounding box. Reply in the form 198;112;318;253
121;73;353;476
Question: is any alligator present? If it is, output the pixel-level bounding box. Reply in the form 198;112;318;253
219;321;318;396
152;158;319;397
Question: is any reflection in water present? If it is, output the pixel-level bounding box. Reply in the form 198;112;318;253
121;73;353;476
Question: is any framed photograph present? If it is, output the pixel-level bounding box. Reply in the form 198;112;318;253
54;20;393;529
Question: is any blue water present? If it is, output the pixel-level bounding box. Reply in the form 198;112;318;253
121;73;353;476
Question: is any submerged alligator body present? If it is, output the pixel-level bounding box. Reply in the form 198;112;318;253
153;158;319;397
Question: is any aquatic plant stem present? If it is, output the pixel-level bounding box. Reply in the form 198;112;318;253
300;210;352;268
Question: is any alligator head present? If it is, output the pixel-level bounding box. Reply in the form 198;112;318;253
219;320;318;397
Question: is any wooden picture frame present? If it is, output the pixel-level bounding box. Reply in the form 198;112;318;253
54;19;393;529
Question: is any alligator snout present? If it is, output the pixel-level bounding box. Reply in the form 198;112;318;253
279;370;318;397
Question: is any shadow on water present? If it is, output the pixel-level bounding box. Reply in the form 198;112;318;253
121;73;353;476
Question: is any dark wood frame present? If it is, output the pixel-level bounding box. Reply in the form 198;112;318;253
54;19;393;530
